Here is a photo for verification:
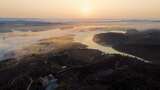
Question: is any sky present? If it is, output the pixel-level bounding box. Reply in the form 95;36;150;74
0;0;160;19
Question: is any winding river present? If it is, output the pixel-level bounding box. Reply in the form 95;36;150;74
0;26;149;63
74;30;150;63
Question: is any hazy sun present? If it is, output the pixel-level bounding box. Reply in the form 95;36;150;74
80;2;93;17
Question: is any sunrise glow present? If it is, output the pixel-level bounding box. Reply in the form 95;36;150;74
0;0;160;19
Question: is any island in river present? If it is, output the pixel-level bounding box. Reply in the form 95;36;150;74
94;29;160;64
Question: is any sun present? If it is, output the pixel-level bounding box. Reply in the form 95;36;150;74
80;2;93;17
81;5;91;14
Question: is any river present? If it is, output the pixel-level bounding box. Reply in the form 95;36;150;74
0;25;150;63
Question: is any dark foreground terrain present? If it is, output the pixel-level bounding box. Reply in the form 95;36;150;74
94;29;160;64
0;42;160;90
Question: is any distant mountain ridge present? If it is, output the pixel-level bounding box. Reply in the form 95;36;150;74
0;18;65;26
0;20;53;25
0;18;160;23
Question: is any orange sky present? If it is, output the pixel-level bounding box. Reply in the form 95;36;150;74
0;0;160;19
